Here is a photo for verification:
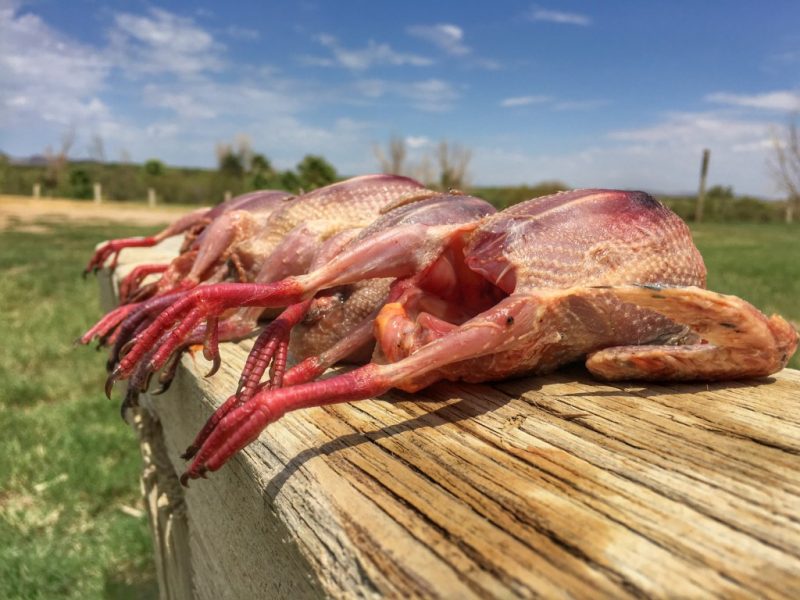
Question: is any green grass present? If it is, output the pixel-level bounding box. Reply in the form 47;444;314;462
0;218;797;599
0;218;157;600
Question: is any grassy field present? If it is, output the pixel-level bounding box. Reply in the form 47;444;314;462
692;223;800;330
0;218;158;599
0;218;797;599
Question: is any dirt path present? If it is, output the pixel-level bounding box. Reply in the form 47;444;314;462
0;194;199;230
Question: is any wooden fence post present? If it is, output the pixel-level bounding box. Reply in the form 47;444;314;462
224;190;232;202
93;182;103;204
33;183;41;198
148;188;157;207
694;149;710;222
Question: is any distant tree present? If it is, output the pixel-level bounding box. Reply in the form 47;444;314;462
43;127;75;193
69;168;92;199
250;153;276;189
297;154;337;190
770;113;800;223
87;134;105;162
437;140;471;191
707;185;734;198
373;135;472;190
216;134;255;178
279;170;301;193
218;151;244;179
0;152;8;189
373;135;407;175
251;153;272;173
109;149;141;201
143;159;165;177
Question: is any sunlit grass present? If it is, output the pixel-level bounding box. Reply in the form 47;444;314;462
0;218;157;600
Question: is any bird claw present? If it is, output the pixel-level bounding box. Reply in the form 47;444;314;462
205;353;222;378
180;444;199;461
105;370;120;399
180;465;207;487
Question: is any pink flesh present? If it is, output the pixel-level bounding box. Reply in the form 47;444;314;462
113;194;496;379
113;175;426;328
176;189;798;483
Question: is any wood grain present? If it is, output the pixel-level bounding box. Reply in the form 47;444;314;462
101;237;800;599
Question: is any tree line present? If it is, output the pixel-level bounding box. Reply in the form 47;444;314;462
0;133;339;206
0;128;797;223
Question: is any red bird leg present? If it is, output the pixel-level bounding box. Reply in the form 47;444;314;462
79;303;141;345
106;292;191;368
237;300;313;400
85;237;159;276
181;364;390;483
118;264;168;303
184;295;411;460
85;208;209;276
116;220;453;382
181;301;524;482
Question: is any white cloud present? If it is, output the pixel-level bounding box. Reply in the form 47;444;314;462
472;109;784;196
500;95;550;108
405;136;431;149
407;23;470;56
108;8;225;76
528;8;591;26
406;79;459;111
307;34;433;70
354;78;459;111
608;111;770;145
141;78;308;123
705;91;800;112
0;2;112;128
143;87;218;119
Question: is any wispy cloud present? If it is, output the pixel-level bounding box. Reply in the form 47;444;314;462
499;95;606;110
108;8;225;76
473;108;781;195
0;2;111;126
354;78;459;111
407;23;470;56
406;135;431;148
500;95;550;108
608;110;771;145
705;90;800;111
304;34;433;70
528;8;591;27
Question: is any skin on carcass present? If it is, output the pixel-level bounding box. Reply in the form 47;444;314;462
177;196;498;454
108;189;798;484
95;175;432;408
82;175;427;348
119;190;295;303
238;228;394;394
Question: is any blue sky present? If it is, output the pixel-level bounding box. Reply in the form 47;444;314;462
1;0;799;196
